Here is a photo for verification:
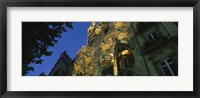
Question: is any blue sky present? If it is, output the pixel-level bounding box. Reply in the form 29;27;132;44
26;22;91;76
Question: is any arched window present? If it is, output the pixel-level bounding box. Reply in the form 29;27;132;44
117;47;134;73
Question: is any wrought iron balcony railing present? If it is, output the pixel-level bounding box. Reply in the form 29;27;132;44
141;35;168;54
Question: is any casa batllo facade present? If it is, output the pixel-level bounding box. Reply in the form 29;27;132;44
73;22;178;76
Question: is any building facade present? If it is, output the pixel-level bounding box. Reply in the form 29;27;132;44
72;22;178;76
134;22;178;76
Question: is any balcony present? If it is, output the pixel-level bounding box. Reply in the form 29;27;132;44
141;35;168;54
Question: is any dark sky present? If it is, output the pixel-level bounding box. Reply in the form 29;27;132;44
26;22;91;76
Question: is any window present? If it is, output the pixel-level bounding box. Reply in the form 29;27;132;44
117;49;134;70
117;49;134;76
159;58;178;76
147;32;159;42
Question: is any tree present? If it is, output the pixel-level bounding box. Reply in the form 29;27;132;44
22;22;73;76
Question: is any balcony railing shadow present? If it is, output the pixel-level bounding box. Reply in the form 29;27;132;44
141;35;168;54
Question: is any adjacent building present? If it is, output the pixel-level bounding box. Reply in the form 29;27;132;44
48;51;74;76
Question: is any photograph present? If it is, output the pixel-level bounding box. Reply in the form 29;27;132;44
1;0;199;97
22;22;178;76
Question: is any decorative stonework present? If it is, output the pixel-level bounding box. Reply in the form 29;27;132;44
113;22;124;28
72;22;178;76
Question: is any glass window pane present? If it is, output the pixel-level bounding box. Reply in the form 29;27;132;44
152;32;158;40
160;61;166;66
163;66;172;76
148;35;153;41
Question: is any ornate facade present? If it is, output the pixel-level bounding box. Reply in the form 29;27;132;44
73;22;178;76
